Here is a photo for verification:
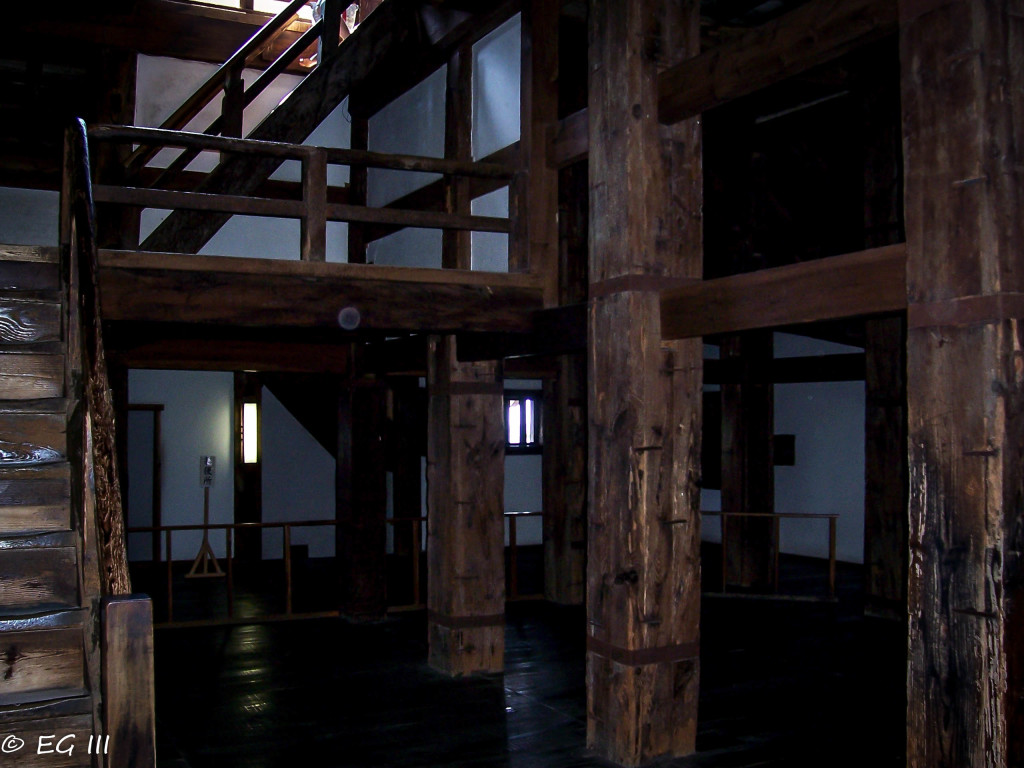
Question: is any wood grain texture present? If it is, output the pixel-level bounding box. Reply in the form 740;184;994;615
0;413;66;467
658;0;898;125
542;354;586;605
0;713;93;767
0;616;84;700
720;332;774;589
102;596;156;768
863;316;906;617
0;539;79;610
901;1;1024;765
0;463;71;534
0;299;61;345
661;244;907;339
98;261;542;334
426;336;505;675
139;0;508;255
0;262;59;293
0;246;58;264
337;378;388;619
0;354;64;401
587;0;702;763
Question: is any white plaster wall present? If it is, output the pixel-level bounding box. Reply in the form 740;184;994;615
126;410;157;561
473;15;520;160
128;370;235;560
366;67;446;267
260;387;336;558
0;187;60;246
700;334;866;563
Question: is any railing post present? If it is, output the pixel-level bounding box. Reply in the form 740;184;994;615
720;514;728;592
508;514;519;600
772;515;781;593
222;64;245;140
321;0;345;63
284;524;293;615
412;518;422;607
301;147;328;261
226;527;235;617
165;529;173;623
828;517;837;600
102;596;157;768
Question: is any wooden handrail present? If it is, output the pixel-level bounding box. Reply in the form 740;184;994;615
61;119;131;596
96;124;516;178
124;0;314;174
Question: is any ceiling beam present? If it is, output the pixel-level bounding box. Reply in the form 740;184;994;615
658;0;898;125
661;243;906;339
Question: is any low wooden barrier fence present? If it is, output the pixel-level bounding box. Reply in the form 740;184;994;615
702;511;839;600
129;510;543;625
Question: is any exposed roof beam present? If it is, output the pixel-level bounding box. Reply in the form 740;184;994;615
658;0;898;125
661;244;906;339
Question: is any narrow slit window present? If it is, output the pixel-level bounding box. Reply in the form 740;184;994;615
505;391;542;454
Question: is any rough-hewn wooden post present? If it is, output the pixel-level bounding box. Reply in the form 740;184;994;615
901;1;1024;763
337;372;388;619
426;335;505;675
863;315;906;618
543;155;588;606
587;0;702;764
721;330;774;589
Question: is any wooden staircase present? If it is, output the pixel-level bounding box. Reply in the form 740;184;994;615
0;245;98;766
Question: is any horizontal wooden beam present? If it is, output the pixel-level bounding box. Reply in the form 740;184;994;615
705;353;865;384
361;143;519;244
661;244;906;339
97;251;542;334
108;336;353;374
547;108;588;169
657;0;898;125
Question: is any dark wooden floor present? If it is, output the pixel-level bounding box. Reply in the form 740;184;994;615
151;557;905;768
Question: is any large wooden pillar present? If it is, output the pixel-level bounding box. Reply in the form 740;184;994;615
721;330;774;589
901;1;1024;764
586;1;702;764
336;369;388;619
543;155;589;605
863;315;906;617
426;336;505;675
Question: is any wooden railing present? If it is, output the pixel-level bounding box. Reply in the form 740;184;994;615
90;124;515;263
62;118;154;765
703;511;839;600
60;119;131;595
505;510;543;601
124;0;323;180
386;515;426;611
128;519;336;625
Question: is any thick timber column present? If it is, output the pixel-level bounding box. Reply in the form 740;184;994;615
587;0;703;764
901;1;1024;764
336;371;387;619
721;331;774;589
426;335;505;675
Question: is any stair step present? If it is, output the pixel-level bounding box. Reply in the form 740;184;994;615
0;353;64;401
0;246;58;264
0;398;67;415
0;411;65;467
0;533;79;612
0;262;59;294
0;297;61;346
0;690;93;768
0;463;71;535
0;610;86;707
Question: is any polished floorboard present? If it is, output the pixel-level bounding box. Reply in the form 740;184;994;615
152;558;905;768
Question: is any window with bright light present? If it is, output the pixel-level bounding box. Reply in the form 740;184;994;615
505;391;541;454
